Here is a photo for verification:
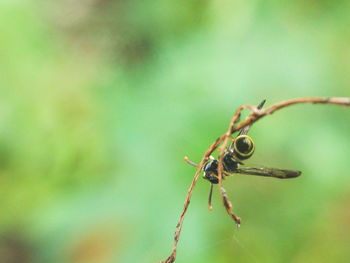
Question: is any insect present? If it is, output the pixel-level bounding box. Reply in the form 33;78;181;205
162;97;350;263
202;100;301;210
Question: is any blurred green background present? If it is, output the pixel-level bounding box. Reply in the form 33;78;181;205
1;1;350;263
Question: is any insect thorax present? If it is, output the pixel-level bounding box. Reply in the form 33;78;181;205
203;152;239;184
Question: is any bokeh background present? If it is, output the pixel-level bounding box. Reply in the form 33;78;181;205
1;1;350;263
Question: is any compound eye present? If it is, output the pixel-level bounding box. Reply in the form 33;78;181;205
233;135;255;160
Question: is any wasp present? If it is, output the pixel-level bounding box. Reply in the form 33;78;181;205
202;100;301;209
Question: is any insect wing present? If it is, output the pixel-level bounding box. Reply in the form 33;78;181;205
238;99;266;136
235;166;301;179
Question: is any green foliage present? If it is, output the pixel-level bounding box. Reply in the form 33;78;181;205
0;1;349;263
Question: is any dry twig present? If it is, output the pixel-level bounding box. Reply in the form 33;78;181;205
160;97;350;263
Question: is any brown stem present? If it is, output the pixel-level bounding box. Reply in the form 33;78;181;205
160;97;350;263
161;136;225;263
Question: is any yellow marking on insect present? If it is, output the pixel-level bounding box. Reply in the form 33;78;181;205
233;135;255;159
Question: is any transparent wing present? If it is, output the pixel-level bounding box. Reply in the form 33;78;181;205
235;166;301;179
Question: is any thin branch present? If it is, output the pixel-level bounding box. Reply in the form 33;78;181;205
160;97;350;263
161;136;224;263
217;106;242;226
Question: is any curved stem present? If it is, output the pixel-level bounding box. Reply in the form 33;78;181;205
161;96;350;263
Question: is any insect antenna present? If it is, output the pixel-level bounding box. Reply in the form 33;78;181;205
184;156;199;167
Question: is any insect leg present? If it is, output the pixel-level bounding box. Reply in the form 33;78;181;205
208;183;213;211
